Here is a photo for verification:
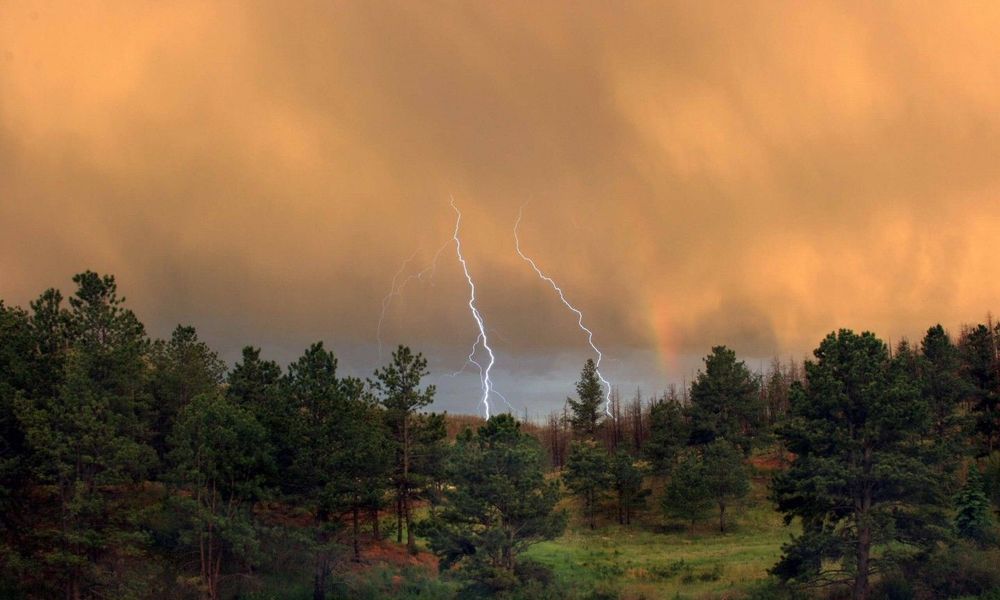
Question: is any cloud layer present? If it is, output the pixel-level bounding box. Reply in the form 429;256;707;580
3;2;1000;413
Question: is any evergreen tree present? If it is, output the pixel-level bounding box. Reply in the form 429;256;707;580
644;396;689;475
16;272;157;598
662;450;712;531
954;465;995;546
563;440;611;529
411;411;449;515
982;451;1000;516
371;345;435;554
921;325;967;449
610;450;648;526
282;342;355;597
418;414;565;592
662;441;748;533
701;439;749;533
771;330;949;600
27;288;71;399
149;325;226;460
688;346;762;454
226;346;288;487
167;392;271;600
0;302;35;587
326;392;392;563
226;346;282;409
960;324;1000;454
567;358;604;438
293;362;392;566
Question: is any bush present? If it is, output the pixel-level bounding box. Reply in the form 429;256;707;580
742;578;808;600
329;565;456;600
513;559;555;587
895;544;1000;599
872;572;915;600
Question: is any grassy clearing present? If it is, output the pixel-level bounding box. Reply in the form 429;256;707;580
236;472;794;599
524;476;794;599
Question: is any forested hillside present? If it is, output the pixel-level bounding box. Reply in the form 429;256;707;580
3;273;1000;600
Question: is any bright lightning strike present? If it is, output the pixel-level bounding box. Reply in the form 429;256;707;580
451;198;498;419
514;205;614;418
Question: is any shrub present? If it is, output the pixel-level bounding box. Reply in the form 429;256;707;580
896;544;1000;599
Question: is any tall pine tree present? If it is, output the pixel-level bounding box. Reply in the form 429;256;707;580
16;272;156;598
688;346;761;454
419;415;565;592
772;330;949;600
567;359;604;439
371;345;435;554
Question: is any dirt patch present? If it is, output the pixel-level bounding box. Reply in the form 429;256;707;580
356;540;439;575
749;451;792;473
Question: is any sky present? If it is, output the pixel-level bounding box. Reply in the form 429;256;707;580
3;1;1000;416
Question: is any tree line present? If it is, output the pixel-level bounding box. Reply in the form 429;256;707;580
3;272;1000;600
0;273;457;599
547;327;1000;600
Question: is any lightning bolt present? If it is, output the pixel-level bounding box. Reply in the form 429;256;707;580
451;198;498;418
376;240;451;362
514;204;614;418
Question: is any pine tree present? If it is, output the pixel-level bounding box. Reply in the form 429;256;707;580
281;342;360;596
644;396;689;475
688;346;762;454
371;345;435;554
960;324;1000;454
610;450;648;526
319;379;392;564
411;411;449;515
0;302;36;587
149;325;226;461
563;440;611;529
226;346;288;488
567;359;604;439
662;450;712;532
702;439;749;533
418;414;565;592
954;466;995;545
167;392;271;600
661;440;747;533
771;330;950;600
921;325;967;448
16;272;157;598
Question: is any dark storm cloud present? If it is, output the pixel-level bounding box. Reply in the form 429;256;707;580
3;1;1000;412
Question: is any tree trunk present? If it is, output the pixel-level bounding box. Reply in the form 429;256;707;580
404;491;415;554
67;576;81;600
313;559;328;600
719;502;726;533
370;505;381;541
853;447;873;600
352;504;361;562
403;415;416;554
853;523;871;600
395;490;403;544
313;520;330;600
213;548;223;600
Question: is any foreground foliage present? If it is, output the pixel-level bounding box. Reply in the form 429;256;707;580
772;330;950;600
419;414;565;593
3;272;1000;599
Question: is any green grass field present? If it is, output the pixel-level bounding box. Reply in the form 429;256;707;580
237;473;795;599
523;476;795;599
